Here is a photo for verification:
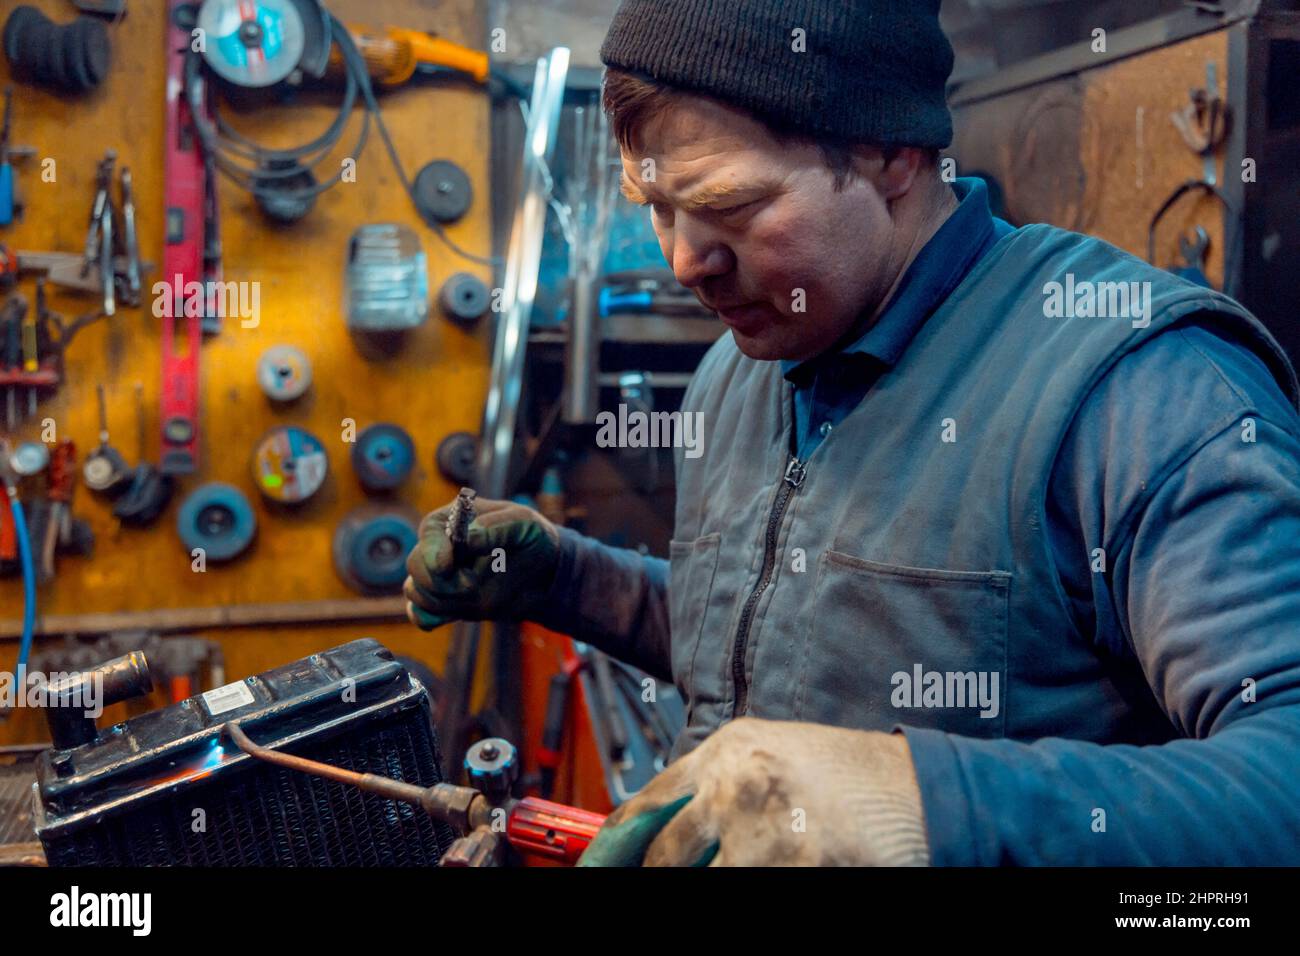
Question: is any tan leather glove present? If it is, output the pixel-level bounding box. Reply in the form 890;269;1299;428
577;717;930;866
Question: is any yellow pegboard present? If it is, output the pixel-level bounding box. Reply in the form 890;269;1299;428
0;0;498;742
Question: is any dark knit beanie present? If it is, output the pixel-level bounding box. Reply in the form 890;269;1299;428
600;0;954;149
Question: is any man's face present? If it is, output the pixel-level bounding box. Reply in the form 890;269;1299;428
619;95;901;362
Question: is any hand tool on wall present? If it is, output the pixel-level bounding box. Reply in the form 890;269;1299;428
325;22;488;88
112;382;173;526
20;287;37;416
119;167;141;307
0;87;37;227
83;383;129;494
2;292;23;431
0;439;36;679
1146;179;1235;292
80;150;117;317
227;723;606;866
0;245;153;298
185;0;500;265
192;2;490;93
0;282;109;426
161;0;217;476
42;439;76;579
0;88;13;227
0;244;15;290
32;275;49;367
1174;226;1213;289
1170;62;1230;186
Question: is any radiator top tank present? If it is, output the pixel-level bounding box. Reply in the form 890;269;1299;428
34;638;456;866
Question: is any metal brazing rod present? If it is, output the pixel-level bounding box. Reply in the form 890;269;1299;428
225;721;606;866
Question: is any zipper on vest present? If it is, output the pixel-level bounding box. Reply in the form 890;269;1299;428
730;454;807;716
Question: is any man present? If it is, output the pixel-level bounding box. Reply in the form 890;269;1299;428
406;0;1300;866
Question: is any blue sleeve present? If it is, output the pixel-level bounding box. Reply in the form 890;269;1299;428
901;320;1300;864
531;527;673;682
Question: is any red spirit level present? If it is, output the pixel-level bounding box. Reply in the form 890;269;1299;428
160;0;220;475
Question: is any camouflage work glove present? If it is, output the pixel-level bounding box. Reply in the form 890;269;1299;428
404;497;561;630
577;717;930;866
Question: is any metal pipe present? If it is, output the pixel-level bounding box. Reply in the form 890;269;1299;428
563;270;601;423
477;47;570;498
225;721;487;832
44;650;153;750
562;101;614;425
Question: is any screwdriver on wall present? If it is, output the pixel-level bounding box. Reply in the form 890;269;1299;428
21;286;37;417
2;292;26;431
0;88;16;227
0;87;34;228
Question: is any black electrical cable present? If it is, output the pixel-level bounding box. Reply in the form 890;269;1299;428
416;62;531;102
1146;178;1243;298
488;68;530;103
328;14;500;267
185;49;367;202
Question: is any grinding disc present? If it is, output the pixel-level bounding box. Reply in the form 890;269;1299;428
196;0;308;89
413;159;473;225
332;504;419;595
256;345;313;401
251;425;328;503
435;431;477;486
439;272;490;324
352;423;415;492
177;482;256;562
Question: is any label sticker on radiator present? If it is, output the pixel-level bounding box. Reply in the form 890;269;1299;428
201;681;256;716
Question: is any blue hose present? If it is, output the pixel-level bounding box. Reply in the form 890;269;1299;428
7;494;35;673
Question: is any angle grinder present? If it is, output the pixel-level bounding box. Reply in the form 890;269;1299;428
192;0;488;92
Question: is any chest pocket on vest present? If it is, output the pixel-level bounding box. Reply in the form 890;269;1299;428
795;550;1010;737
668;533;723;723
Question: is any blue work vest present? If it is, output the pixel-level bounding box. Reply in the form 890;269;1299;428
668;223;1298;760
